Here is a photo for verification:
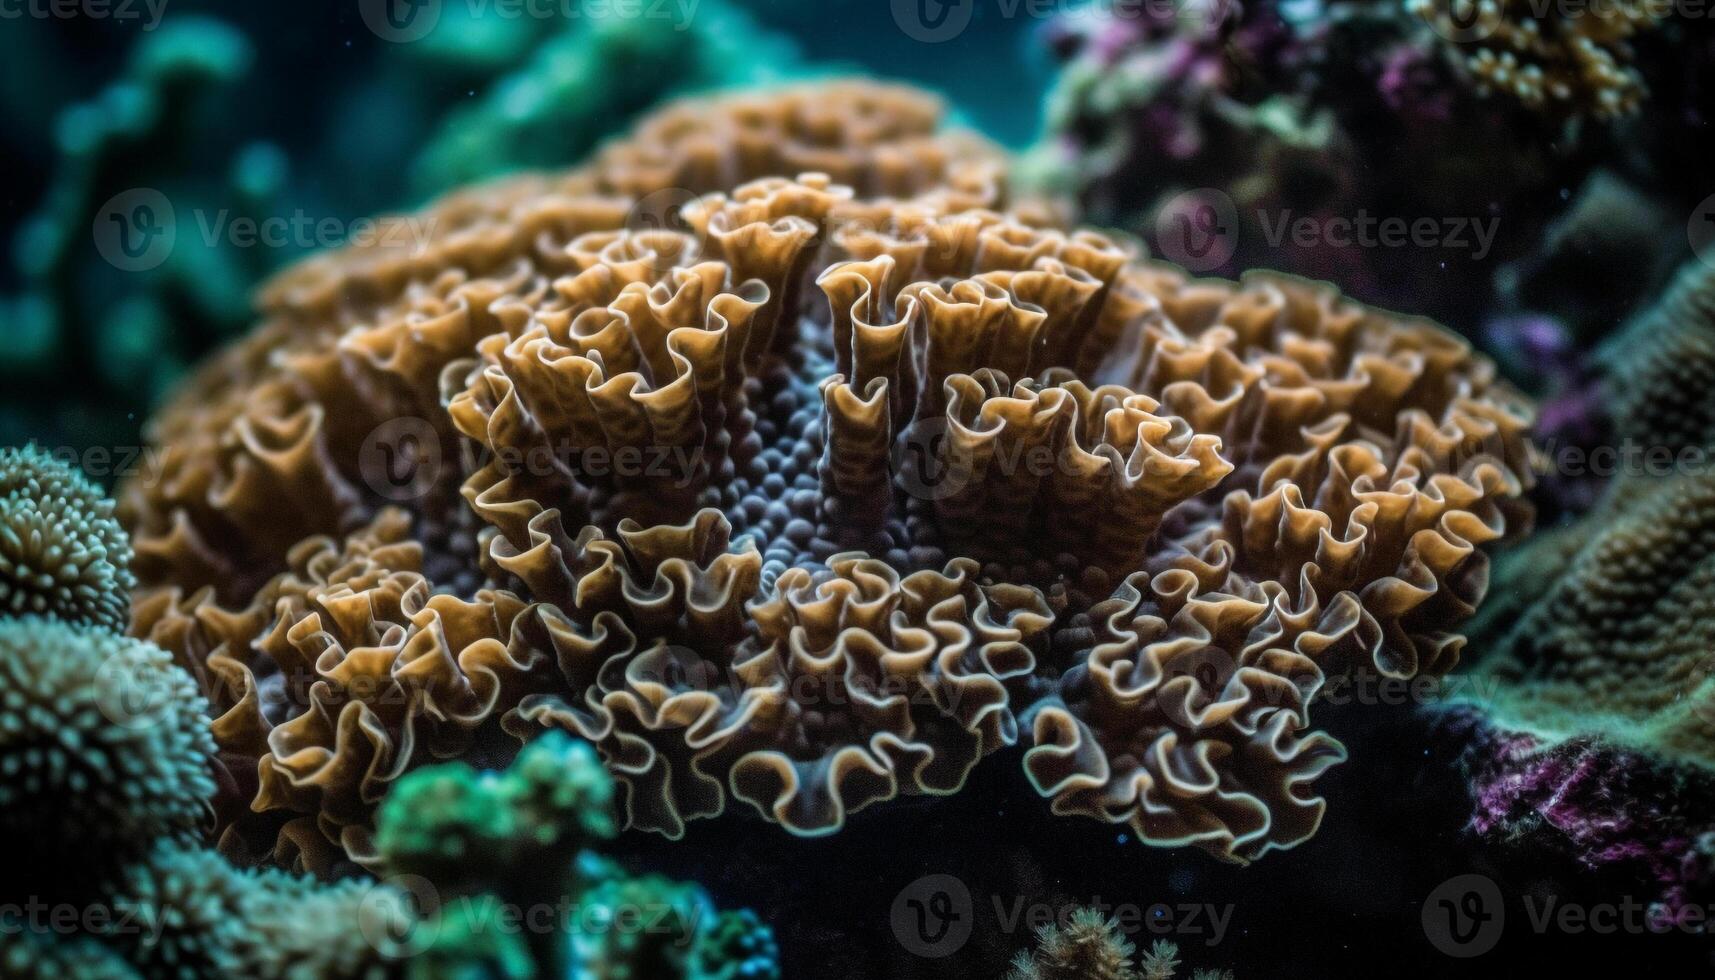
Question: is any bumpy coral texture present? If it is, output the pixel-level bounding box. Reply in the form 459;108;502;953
123;82;1533;867
0;445;135;631
1409;0;1660;119
1471;261;1715;767
0;617;215;869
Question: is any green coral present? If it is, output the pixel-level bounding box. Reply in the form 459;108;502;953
409;1;803;195
375;733;777;980
0;445;134;631
1465;260;1715;768
0;617;213;875
0;930;141;980
103;841;414;980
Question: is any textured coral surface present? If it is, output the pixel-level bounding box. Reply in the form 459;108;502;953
122;81;1533;869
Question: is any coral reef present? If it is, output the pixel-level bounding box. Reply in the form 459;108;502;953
0;617;213;883
1447;711;1715;920
1024;0;1666;329
1407;0;1661;120
123;80;1533;870
1450;259;1715;919
0;444;135;630
0;448;774;979
1006;914;1233;980
1467;260;1715;764
2;3;809;455
373;732;780;980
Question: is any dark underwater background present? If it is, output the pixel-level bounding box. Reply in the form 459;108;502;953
5;2;1715;977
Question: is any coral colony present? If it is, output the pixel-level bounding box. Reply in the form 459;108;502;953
9;2;1715;975
119;83;1531;876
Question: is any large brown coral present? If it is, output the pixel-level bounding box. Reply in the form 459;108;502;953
123;81;1532;868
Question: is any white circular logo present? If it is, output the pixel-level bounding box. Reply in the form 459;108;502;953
95;653;177;730
93;188;176;273
1688;193;1715;270
1154;188;1238;274
892;416;974;502
892;0;975;43
890;874;973;958
359;874;440;959
1414;0;1499;43
359;0;442;43
359;417;443;503
1422;873;1505;958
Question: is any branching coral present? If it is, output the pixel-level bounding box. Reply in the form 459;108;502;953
124;81;1533;867
1005;915;1233;980
1025;0;1631;328
374;732;779;980
1006;907;1138;980
1408;0;1661;120
1;444;135;630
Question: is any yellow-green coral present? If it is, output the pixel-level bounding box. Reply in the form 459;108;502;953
0;445;134;631
1409;0;1661;120
1467;260;1715;766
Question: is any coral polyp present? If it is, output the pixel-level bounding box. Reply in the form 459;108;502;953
122;81;1534;870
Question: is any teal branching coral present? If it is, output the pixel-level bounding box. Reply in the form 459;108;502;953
1005;912;1232;980
0;445;136;631
374;732;780;980
3;17;260;421
1465;259;1715;766
409;1;804;196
